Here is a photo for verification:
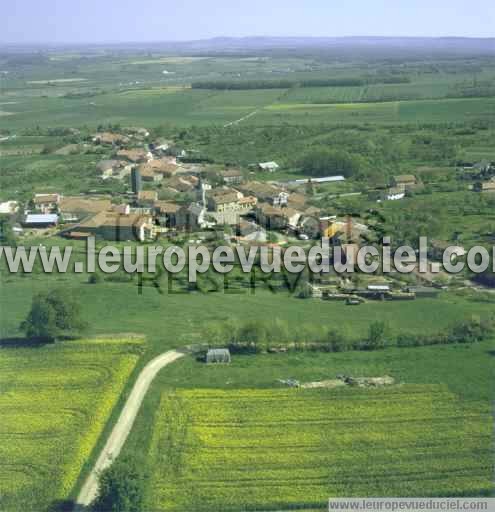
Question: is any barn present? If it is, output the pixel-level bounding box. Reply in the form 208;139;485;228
206;348;231;364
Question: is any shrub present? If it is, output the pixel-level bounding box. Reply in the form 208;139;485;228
93;455;148;512
364;321;388;350
88;273;102;284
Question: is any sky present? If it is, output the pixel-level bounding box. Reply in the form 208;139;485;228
2;0;494;44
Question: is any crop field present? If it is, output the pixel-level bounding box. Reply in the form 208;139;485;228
2;83;494;129
282;86;365;104
251;97;495;125
0;337;143;511
146;386;493;511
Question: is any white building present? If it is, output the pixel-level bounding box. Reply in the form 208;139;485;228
258;161;280;172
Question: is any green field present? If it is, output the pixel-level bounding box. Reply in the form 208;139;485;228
1;87;494;130
3;274;495;354
0;337;142;511
145;384;492;511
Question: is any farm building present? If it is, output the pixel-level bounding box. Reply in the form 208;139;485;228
291;176;345;185
66;211;154;242
22;214;59;228
258;161;279;172
59;196;112;223
206;349;231;364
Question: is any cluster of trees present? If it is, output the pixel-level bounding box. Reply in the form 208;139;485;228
191;75;410;90
298;148;365;178
205;315;493;355
397;316;494;347
20;289;86;341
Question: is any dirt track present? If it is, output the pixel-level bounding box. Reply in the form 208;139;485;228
75;349;185;509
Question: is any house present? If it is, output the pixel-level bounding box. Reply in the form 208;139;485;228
93;132;130;145
206;348;231;364
175;204;213;231
391;175;417;189
258;161;280;172
207;189;243;213
137;190;158;206
221;169;244;185
165;146;187;158
0;201;19;214
58;196;112;223
97;159;121;179
139;166;163;183
204;188;254;225
237;181;288;206
238;196;257;211
124;127;150;138
116;149;150;164
154;201;181;229
69;211;154;242
110;203;131;215
255;204;301;230
22;213;58;228
32;194;60;214
385;187;406;201
151;139;174;154
162;175;199;193
298;209;323;238
97;159;131;180
139;159;178;180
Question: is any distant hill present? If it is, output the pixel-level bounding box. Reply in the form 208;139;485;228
1;36;494;57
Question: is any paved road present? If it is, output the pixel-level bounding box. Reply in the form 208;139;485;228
75;349;186;509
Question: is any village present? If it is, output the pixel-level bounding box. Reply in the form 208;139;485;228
1;125;491;305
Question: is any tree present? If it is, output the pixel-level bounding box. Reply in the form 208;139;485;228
366;321;388;350
20;289;86;340
0;215;16;247
238;321;268;352
327;329;347;352
93;456;147;512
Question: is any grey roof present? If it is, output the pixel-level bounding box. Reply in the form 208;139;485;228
207;348;230;356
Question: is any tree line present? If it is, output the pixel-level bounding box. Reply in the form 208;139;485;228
204;315;494;355
191;76;410;90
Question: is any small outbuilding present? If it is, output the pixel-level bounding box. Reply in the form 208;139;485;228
22;214;59;228
206;348;231;364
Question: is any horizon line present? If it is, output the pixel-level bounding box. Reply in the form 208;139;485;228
1;35;495;47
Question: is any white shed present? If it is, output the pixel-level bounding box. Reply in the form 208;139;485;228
206;348;231;364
